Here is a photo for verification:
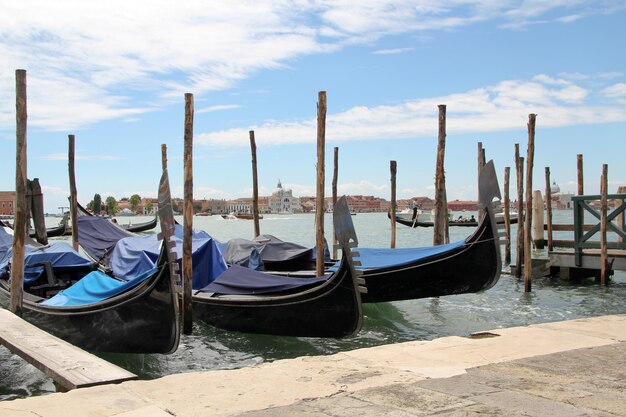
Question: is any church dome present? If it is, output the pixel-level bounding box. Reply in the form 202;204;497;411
551;181;561;194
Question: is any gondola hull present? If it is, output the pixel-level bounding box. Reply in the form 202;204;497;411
191;258;362;338
122;216;158;233
0;265;180;353
361;211;500;303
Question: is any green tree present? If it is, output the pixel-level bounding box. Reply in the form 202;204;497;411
193;202;202;214
105;196;118;215
129;194;141;213
145;202;153;213
93;193;102;215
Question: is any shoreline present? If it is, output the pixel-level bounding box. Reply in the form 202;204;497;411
2;314;625;416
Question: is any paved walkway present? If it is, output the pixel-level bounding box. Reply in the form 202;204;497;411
1;314;625;416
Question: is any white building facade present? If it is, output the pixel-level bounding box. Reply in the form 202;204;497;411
268;180;301;214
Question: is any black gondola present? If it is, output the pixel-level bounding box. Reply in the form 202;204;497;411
190;196;366;338
354;160;503;302
76;202;158;233
390;206;517;228
0;180;181;354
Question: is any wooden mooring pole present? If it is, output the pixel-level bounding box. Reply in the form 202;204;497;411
477;142;485;219
503;167;511;264
249;130;260;237
315;91;326;277
523;114;536;292
515;143;524;278
390;160;397;249
618;186;626;244
29;178;47;245
433;104;448;246
545;167;553;251
68;134;79;252
182;93;194;335
577;154;584;196
532;190;544;249
600;164;608;285
10;69;27;316
332;147;339;259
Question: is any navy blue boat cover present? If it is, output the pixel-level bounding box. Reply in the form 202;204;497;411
199;264;330;295
41;266;157;307
109;224;227;289
77;216;133;263
0;225;93;284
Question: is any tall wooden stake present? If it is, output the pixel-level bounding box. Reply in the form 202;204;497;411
10;69;27;316
30;178;48;245
433;104;448;246
618;186;626;244
600;164;608;285
249;131;260;237
503;167;511;264
68;134;79;252
315;91;326;277
545;167;553;251
532;190;544;249
477;142;485;219
515;143;524;278
523;114;536;292
390;161;397;249
577;154;584;196
182;93;194;335
332;147;339;259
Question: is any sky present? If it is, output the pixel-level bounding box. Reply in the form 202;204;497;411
1;0;625;214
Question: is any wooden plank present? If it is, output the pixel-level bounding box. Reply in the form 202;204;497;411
0;308;137;391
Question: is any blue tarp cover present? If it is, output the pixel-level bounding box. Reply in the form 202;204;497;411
199;264;330;295
77;216;133;263
0;226;93;284
351;239;466;269
41;267;157;307
110;224;227;289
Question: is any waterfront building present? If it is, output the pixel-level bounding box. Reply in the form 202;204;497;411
0;191;15;216
268;180;301;214
549;181;574;209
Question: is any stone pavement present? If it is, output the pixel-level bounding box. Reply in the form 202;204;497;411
235;341;626;417
1;314;625;417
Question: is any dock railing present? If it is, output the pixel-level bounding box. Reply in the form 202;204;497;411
571;193;626;266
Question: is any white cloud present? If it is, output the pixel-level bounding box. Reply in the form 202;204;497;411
197;105;242;114
2;1;623;131
197;74;626;147
602;83;626;98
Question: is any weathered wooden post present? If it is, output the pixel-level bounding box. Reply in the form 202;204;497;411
182;93;194;335
515;144;524;278
10;69;27;316
618;186;626;244
600;164;608;285
545;167;553;251
433;104;449;246
315;91;326;277
29;178;48;245
577;154;584;196
503;167;511;264
523;114;537;292
332;146;339;259
68;134;79;251
532;190;544;249
390;160;397;249
249;130;260;238
477;142;485;219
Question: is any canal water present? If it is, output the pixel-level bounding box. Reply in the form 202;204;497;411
2;210;625;400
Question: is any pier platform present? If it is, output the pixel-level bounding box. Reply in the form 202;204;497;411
1;314;625;416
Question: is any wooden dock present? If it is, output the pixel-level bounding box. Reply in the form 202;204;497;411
0;308;137;391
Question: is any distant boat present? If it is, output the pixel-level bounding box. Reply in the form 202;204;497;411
221;212;263;220
390;209;517;228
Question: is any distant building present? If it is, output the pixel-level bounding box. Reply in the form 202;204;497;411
0;191;15;216
549;181;574;209
268;180;301;214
